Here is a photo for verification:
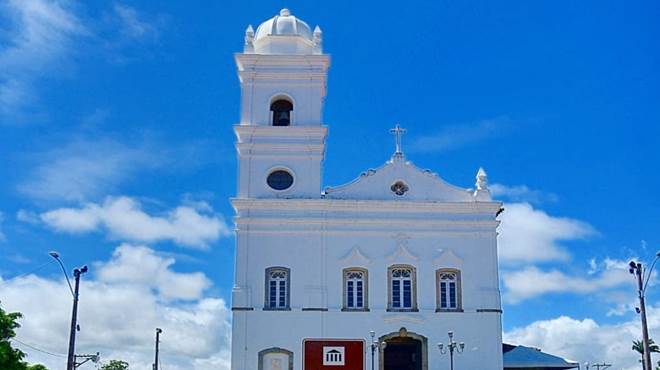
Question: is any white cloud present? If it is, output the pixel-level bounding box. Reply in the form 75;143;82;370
97;244;211;300
16;209;40;224
18;137;163;202
491;184;558;205
113;3;159;41
0;244;231;370
0;0;86;121
411;116;514;152
502;260;633;303
504;307;660;370
40;196;231;248
498;202;596;263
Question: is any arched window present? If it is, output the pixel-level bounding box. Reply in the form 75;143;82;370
265;267;290;310
258;347;293;370
388;265;417;311
436;269;462;311
342;268;368;311
271;99;293;126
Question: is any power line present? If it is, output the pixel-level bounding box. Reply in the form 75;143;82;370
12;338;67;358
1;260;54;282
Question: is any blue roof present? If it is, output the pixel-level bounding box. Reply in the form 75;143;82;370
503;344;579;369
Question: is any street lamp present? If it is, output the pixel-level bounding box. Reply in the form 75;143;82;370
438;331;464;370
50;251;88;370
369;331;386;370
153;328;163;370
629;250;660;370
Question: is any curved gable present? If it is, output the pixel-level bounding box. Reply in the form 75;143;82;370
324;155;486;202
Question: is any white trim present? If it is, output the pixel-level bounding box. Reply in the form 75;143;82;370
339;246;371;265
386;244;419;262
235;217;499;228
234;124;328;138
232;198;502;214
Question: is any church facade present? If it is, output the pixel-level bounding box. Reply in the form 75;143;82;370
231;9;503;370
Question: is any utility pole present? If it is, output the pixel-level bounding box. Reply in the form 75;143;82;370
50;252;88;370
153;328;162;370
67;266;88;370
629;255;660;370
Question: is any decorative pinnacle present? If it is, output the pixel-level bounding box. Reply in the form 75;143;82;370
279;8;291;16
244;25;255;52
476;167;488;190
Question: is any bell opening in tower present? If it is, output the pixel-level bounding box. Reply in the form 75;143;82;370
271;99;293;126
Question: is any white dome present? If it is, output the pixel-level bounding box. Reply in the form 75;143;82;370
246;9;322;55
255;8;313;41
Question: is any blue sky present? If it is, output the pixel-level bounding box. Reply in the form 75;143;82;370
0;1;659;369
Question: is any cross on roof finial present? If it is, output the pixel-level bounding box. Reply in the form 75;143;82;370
390;123;407;155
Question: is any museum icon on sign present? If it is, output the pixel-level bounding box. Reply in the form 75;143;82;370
323;347;345;366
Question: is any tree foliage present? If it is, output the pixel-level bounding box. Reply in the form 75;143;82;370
632;339;660;355
0;302;49;370
26;365;48;370
101;360;129;370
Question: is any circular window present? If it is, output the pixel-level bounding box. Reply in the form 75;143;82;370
267;170;294;191
391;181;409;196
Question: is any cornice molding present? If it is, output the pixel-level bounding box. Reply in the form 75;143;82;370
234;217;499;228
236;142;326;154
234;124;328;138
235;53;330;68
232;198;502;214
235;229;496;237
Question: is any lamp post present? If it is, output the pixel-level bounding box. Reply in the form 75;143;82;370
153;328;162;370
629;251;660;370
438;331;464;370
50;252;88;370
369;331;386;370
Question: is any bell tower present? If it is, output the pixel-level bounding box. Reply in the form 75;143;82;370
234;8;330;199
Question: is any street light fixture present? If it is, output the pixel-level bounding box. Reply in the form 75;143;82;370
153;328;163;370
629;250;660;370
369;331;386;370
438;331;464;370
50;251;88;370
49;251;74;296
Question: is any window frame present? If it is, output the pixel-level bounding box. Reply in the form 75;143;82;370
258;347;294;370
435;268;463;312
341;267;369;312
264;166;296;194
387;264;418;312
264;266;291;311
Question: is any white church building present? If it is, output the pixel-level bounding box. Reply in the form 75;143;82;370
231;9;504;370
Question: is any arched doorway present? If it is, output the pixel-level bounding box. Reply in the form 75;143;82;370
379;328;428;370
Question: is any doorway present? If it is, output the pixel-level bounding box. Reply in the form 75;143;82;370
380;328;427;370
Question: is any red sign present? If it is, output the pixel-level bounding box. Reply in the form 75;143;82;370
303;339;365;370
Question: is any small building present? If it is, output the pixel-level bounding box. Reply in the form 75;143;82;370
503;344;579;370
